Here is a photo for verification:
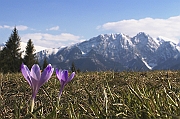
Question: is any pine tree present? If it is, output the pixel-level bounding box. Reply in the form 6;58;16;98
42;57;48;70
24;39;38;68
0;27;22;73
71;62;76;73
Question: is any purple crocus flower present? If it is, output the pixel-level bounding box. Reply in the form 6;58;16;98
21;63;54;112
56;69;75;100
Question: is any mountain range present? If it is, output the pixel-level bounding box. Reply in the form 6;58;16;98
36;32;180;71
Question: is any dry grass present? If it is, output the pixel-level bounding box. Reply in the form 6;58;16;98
1;70;180;118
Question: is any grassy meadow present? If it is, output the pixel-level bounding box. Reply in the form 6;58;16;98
1;70;180;119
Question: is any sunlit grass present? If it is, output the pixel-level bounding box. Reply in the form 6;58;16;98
1;71;180;118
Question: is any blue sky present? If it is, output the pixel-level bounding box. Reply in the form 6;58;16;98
1;0;180;48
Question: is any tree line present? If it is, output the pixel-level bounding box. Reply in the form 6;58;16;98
0;27;47;73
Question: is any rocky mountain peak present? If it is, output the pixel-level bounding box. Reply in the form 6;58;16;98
36;32;180;71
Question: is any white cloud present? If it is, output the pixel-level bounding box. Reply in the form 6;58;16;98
0;25;28;30
46;26;59;31
1;25;13;29
97;16;180;43
21;33;82;48
16;25;28;30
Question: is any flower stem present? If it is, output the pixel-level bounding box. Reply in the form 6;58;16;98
58;87;63;104
31;97;35;112
57;94;61;107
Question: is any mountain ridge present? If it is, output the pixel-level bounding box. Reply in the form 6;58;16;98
34;32;180;71
3;32;174;71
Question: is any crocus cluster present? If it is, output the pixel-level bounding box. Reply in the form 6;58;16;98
21;63;75;112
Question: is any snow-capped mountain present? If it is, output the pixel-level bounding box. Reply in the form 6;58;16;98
0;42;48;57
20;42;49;57
36;32;180;71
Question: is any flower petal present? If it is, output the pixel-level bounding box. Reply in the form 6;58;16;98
59;82;65;98
56;69;62;81
62;70;68;81
68;72;75;82
21;63;32;87
30;64;41;81
39;64;54;87
31;77;39;98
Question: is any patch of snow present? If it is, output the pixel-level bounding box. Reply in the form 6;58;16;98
44;48;59;55
141;58;153;70
158;36;174;42
81;51;86;55
176;45;180;52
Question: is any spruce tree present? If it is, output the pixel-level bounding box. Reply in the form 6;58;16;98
71;62;76;72
42;57;48;70
0;27;22;73
24;39;38;68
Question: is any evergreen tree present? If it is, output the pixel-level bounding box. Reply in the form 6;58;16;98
0;27;22;73
71;62;76;72
24;39;38;68
42;57;48;70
